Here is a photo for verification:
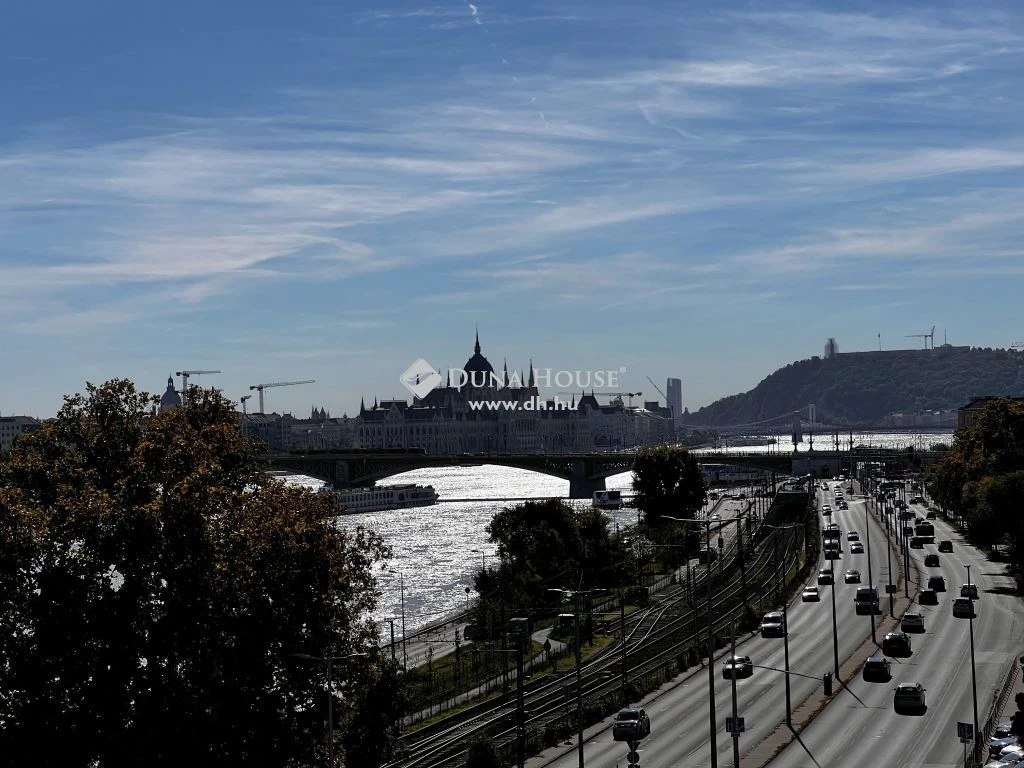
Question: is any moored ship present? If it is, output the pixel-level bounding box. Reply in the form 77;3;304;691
330;483;439;514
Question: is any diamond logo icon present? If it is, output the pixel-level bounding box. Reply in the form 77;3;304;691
400;358;442;399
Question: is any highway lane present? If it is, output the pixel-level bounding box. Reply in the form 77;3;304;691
534;481;901;768
770;493;1024;768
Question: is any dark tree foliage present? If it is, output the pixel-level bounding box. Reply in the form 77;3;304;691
631;445;707;524
0;380;392;768
927;398;1024;578
473;498;625;634
465;736;505;768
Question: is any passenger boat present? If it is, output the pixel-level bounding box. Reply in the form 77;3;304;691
592;489;623;510
330;483;439;514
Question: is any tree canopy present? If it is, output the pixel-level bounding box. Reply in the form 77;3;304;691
926;397;1024;575
0;380;394;768
631;445;706;525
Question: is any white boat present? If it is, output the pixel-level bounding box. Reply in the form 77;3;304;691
593;489;623;510
330;483;439;514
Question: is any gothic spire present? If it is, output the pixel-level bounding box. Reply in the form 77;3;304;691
474;325;481;355
528;359;535;388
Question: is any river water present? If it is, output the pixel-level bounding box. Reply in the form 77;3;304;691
279;430;952;639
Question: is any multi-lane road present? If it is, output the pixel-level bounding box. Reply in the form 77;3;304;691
529;481;1024;768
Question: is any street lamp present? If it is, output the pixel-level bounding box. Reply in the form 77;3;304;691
291;651;368;768
966;562;980;764
388;569;407;670
547;587;606;768
763;522;803;721
471;548;488;571
864;501;876;644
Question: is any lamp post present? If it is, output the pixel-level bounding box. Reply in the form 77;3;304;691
291;651;368;768
547;587;606;768
383;617;397;663
763;522;803;719
388;569;407;670
864;502;876;644
471;548;488;571
665;514;718;768
966;563;980;765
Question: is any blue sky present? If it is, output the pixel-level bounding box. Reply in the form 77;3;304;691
2;1;1023;418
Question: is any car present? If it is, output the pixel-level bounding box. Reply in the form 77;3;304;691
961;583;979;599
850;542;864;554
862;652;892;682
802;586;821;602
722;655;754;679
909;495;925;504
924;553;940;567
612;708;651;741
821;504;832;516
919;589;938;605
938;540;953;552
847;531;860;542
846;486;854;494
882;631;912;656
953;597;977;618
994;746;1024;765
989;735;1019;760
893;682;927;714
838;501;849;510
901;612;925;633
760;611;786;638
822;483;829;490
928;575;946;592
925;510;937;519
845;570;861;584
818;569;834;586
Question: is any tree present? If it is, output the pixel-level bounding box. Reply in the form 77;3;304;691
0;380;392;768
465;736;504;768
631;445;707;524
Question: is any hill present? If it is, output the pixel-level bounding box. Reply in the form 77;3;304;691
684;347;1024;428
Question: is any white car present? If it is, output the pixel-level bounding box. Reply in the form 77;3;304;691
850;542;864;554
847;531;860;542
802;586;821;602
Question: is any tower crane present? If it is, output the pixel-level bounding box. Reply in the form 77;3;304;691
904;326;936;350
558;391;642;406
646;376;670;407
249;380;315;414
240;394;252;416
175;370;221;404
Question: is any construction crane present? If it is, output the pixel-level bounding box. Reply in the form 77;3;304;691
646;376;670;408
240;394;252;416
249;380;315;414
558;391;642;406
175;369;221;404
904;325;935;350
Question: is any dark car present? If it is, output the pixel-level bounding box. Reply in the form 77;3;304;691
924;554;940;567
919;589;938;605
953;598;977;619
882;631;912;657
818;569;834;586
938;540;953;553
925;511;937;519
928;575;946;592
612;708;651;741
862;653;892;682
909;495;925;504
722;655;754;679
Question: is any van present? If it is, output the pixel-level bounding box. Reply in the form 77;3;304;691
760;611;786;638
855;585;879;615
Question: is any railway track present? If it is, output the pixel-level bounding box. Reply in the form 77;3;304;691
388;525;806;768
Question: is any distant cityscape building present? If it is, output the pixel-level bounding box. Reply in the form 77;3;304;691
0;415;40;455
356;333;672;453
666;378;683;423
824;338;838;358
159;375;182;412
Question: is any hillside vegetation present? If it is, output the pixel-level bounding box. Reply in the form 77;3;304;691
685;347;1024;427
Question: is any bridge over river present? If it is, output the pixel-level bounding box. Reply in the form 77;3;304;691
268;447;941;499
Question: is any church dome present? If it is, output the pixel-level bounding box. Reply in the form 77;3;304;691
160;375;182;412
463;331;495;384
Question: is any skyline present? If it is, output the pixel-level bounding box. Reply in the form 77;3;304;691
3;2;1024;416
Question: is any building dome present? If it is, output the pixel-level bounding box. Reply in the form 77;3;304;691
160;375;182;412
463;330;495;385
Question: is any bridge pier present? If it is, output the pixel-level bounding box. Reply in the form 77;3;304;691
568;460;606;499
